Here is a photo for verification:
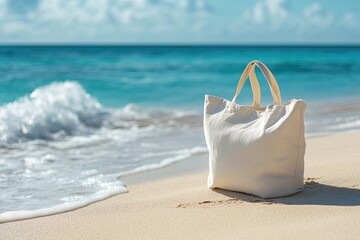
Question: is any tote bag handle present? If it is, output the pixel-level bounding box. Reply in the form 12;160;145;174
248;65;261;109
231;60;282;108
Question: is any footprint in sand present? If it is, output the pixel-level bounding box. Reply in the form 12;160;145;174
177;177;321;208
176;199;243;208
176;198;274;208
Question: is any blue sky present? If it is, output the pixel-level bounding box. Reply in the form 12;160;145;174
0;0;359;44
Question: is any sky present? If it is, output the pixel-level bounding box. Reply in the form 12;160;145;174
0;0;359;44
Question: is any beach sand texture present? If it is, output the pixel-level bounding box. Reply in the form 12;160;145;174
1;133;360;240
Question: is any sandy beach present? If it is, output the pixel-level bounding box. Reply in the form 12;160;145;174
1;132;360;240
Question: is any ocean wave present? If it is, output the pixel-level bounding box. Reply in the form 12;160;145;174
270;62;360;74
141;61;360;75
107;104;201;129
117;146;208;177
0;82;107;143
0;81;201;144
193;61;359;74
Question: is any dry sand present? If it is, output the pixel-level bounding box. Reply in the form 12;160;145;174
1;133;360;240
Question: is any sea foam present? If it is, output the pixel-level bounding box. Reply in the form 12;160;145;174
0;81;107;143
0;181;128;223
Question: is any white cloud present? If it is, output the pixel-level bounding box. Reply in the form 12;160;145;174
243;0;288;27
253;2;264;23
303;3;334;27
340;12;357;28
28;0;208;25
0;0;359;43
240;0;348;39
2;21;26;34
0;0;7;19
266;0;288;20
303;3;320;17
0;0;210;42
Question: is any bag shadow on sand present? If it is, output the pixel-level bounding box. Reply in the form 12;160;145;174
213;179;360;206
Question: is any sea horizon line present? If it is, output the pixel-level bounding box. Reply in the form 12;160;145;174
0;43;360;48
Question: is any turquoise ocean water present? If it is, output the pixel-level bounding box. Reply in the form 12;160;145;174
0;46;359;222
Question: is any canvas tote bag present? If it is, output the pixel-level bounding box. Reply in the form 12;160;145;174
203;60;306;198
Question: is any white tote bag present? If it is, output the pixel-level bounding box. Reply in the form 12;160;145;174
204;60;306;198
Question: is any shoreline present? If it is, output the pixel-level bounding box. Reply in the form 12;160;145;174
121;152;208;185
2;132;360;239
121;130;360;184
